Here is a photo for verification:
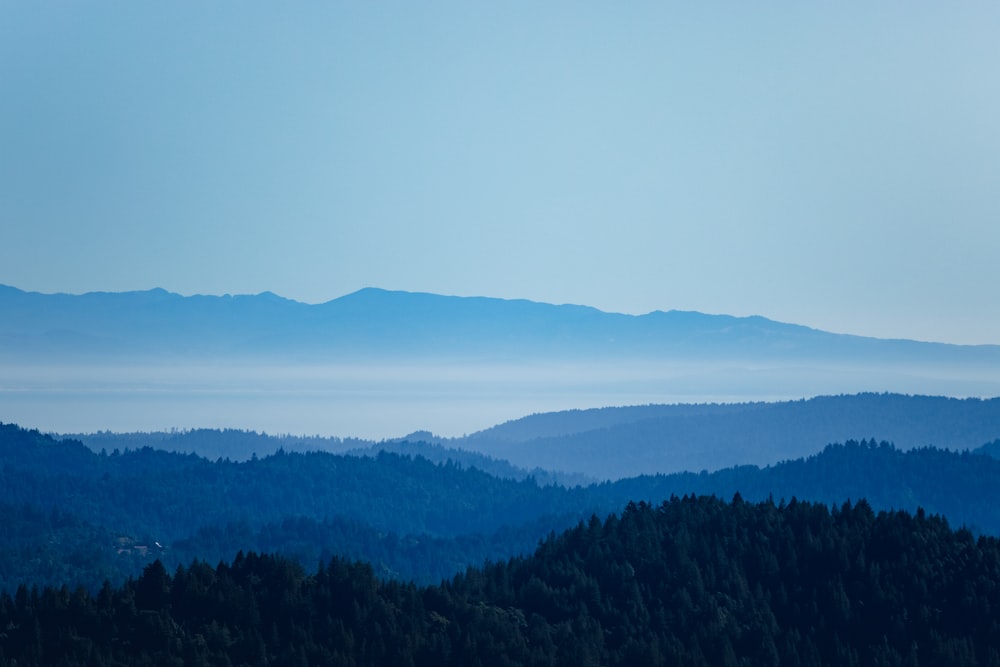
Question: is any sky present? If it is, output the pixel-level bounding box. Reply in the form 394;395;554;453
2;2;999;345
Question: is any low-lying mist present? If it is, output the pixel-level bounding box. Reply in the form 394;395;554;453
3;360;998;439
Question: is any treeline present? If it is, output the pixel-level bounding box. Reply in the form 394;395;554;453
3;496;1000;666
66;428;365;463
71;427;587;485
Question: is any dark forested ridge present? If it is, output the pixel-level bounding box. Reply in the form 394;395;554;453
69;428;586;485
0;423;601;592
3;496;1000;666
0;425;589;541
65;428;365;463
5;421;1000;597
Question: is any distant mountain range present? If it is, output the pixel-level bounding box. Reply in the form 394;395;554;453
4;285;999;438
2;284;998;364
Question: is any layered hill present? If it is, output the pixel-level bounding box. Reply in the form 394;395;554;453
67;393;1000;480
455;393;1000;478
5;421;1000;593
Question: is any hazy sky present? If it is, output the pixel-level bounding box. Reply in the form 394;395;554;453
2;3;999;345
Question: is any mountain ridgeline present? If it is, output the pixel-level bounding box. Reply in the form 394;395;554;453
3;284;999;364
5;286;999;439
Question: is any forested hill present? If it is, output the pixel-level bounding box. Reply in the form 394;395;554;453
0;424;590;541
68;428;584;485
457;393;1000;478
5;422;1000;595
66;393;1000;480
3;496;1000;666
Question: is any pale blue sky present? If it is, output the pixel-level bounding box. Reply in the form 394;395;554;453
2;2;999;344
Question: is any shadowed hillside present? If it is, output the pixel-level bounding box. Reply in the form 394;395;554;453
457;393;1000;478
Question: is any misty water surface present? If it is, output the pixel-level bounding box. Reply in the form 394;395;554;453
4;361;999;439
